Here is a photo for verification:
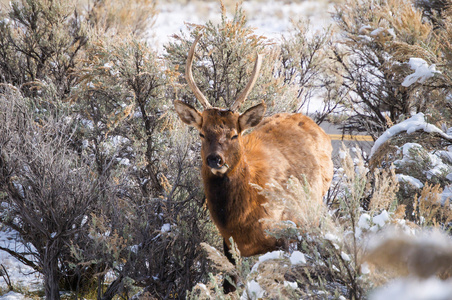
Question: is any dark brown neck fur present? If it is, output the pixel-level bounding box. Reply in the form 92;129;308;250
202;158;256;232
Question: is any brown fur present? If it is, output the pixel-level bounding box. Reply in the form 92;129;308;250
175;101;333;257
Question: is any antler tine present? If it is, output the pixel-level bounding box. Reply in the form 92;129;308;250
231;54;263;112
186;34;212;109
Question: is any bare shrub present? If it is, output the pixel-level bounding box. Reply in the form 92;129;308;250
0;87;107;300
331;0;451;137
278;20;341;122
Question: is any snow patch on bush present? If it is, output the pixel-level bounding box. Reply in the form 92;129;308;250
251;250;285;273
241;280;265;300
401;58;440;87
396;174;424;189
370;113;452;157
290;250;306;265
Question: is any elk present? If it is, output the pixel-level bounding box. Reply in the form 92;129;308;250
174;34;333;270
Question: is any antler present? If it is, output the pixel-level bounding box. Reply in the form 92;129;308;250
186;33;262;111
186;34;212;109
231;54;263;111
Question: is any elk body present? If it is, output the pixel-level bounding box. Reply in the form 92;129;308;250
175;35;333;260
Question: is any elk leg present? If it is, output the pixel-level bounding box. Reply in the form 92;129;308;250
223;238;236;264
223;239;237;294
276;237;290;252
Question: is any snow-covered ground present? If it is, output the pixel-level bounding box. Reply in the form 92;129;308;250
153;0;333;51
0;229;41;298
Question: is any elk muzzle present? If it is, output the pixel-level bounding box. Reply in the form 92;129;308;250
206;153;229;175
206;153;223;169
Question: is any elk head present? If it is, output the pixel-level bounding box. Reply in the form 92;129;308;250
174;34;265;176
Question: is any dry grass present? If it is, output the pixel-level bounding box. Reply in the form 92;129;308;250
200;243;236;274
413;183;452;228
84;0;157;37
368;167;399;213
255;175;330;235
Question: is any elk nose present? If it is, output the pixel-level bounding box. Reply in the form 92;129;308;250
206;154;223;169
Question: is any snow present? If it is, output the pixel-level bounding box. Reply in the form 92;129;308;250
372;210;390;228
341;251;351;262
442;185;452;205
289;251;306;265
0;230;42;295
251;250;285;273
361;262;371;274
356;211;391;238
427;160;449;179
394;143;452;186
241;280;265;300
243;1;331;37
387;28;396;38
370;277;452;300
258;250;285;262
370;113;452;157
396;143;423;164
118;158;130;166
160;223;171;232
0;291;30;300
370;27;385;36
153;2;219;50
196;283;210;297
153;0;333;51
380;119;451;205
397;174;424;189
81;215;88;227
358;213;371;230
401;58;440;87
324;232;340;242
359;25;372;33
284;281;298;289
130;244;139;254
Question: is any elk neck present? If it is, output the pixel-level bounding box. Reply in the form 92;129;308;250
202;153;259;230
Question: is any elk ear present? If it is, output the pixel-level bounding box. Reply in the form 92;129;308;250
174;100;202;130
238;102;266;132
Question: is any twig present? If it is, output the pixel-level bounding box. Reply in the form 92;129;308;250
0;245;39;271
0;264;13;291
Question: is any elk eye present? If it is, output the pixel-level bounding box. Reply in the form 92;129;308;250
199;133;205;139
231;134;238;140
